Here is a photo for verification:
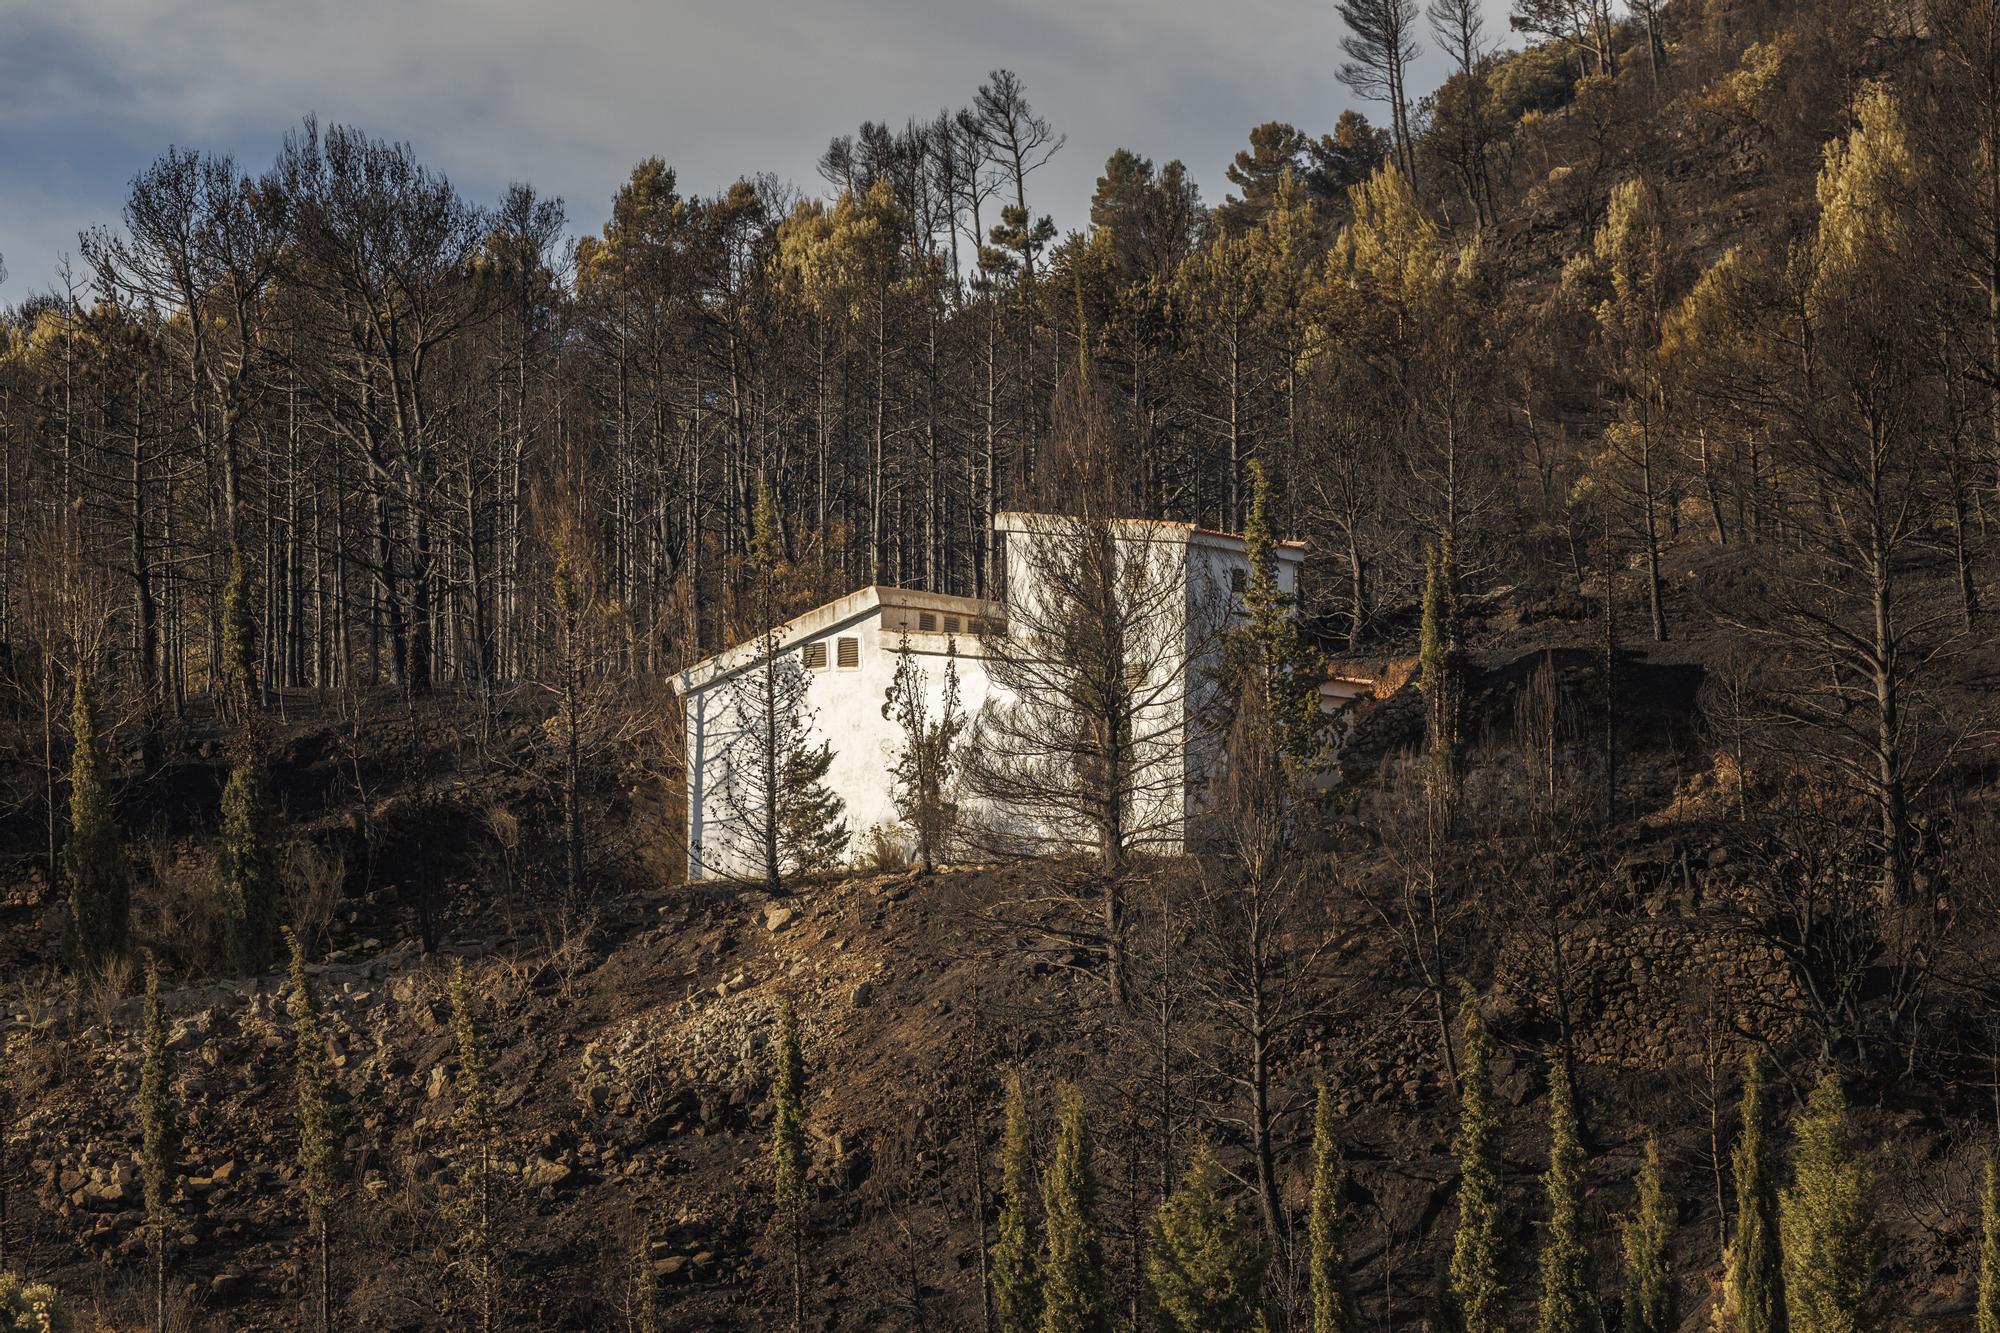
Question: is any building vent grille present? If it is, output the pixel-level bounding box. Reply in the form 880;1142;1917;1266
943;614;962;633
836;637;861;669
801;642;828;669
918;612;938;632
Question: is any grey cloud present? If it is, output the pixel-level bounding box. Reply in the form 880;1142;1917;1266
1;0;1517;302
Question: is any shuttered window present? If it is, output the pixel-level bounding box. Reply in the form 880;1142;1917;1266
918;611;938;632
943;614;962;633
836;636;861;669
801;642;828;669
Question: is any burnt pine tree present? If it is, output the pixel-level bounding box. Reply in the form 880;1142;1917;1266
139;963;177;1333
64;670;128;970
1146;1141;1265;1333
882;635;967;874
1308;1081;1356;1333
1620;1135;1676;1333
286;928;342;1333
993;1071;1042;1333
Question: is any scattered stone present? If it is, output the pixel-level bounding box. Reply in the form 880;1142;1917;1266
762;905;798;933
849;980;874;1008
522;1156;573;1190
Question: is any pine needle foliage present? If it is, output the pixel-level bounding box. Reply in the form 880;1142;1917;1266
993;1071;1042;1333
1533;1056;1600;1333
1147;1141;1265;1333
1447;991;1506;1333
63;670;127;970
1038;1084;1106;1333
1721;1059;1785;1333
1308;1081;1355;1333
1619;1135;1676;1333
220;741;281;974
1979;1156;2000;1333
1780;1074;1878;1333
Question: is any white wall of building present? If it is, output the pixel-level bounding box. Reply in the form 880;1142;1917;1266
678;517;1305;882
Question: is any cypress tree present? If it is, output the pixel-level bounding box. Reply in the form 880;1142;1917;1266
63;670;127;970
770;995;809;1333
1308;1080;1355;1333
1780;1074;1878;1333
448;960;497;1332
1447;992;1506;1333
1533;1056;1599;1333
1147;1141;1264;1333
139;964;177;1333
1219;458;1320;765
993;1071;1042;1333
1719;1058;1785;1333
286;929;342;1333
1979;1156;1999;1333
220;547;258;713
219;740;281;973
1038;1084;1105;1333
1619;1135;1675;1333
1418;540;1464;795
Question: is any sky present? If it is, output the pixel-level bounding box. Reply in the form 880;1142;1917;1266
0;0;1518;304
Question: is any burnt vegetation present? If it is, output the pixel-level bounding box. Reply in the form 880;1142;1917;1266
3;0;2000;1328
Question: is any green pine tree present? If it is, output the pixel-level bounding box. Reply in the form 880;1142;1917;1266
1619;1135;1675;1333
1147;1141;1265;1333
448;960;498;1332
1780;1074;1877;1333
286;928;343;1333
1447;991;1506;1333
1533;1056;1600;1333
1039;1085;1106;1333
139;964;177;1333
770;995;810;1332
1720;1059;1786;1333
63;670;127;970
220;742;281;973
993;1071;1042;1333
1308;1081;1355;1333
1978;1156;1999;1333
1218;458;1322;766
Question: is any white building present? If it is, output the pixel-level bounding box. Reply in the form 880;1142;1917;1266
671;513;1304;882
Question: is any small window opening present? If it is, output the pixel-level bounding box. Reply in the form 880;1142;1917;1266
801;642;828;670
836;637;861;669
943;614;962;633
918;611;938;632
1230;568;1248;594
